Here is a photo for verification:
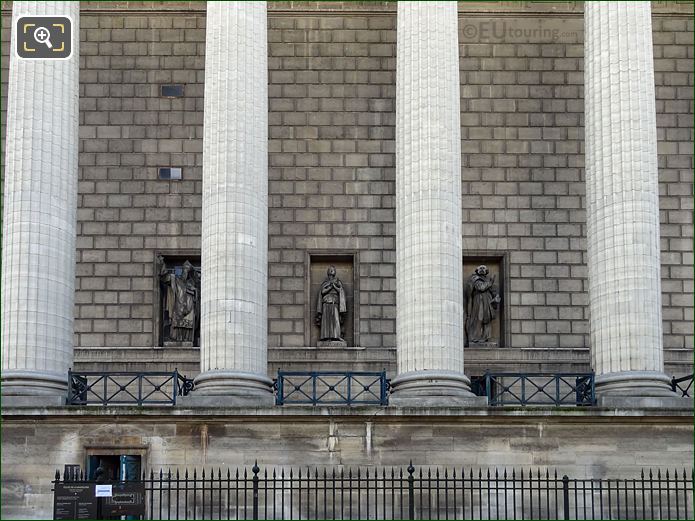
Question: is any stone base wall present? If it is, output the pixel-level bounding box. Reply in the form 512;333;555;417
1;407;692;519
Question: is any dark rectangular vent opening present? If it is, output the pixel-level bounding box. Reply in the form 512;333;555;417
159;167;182;180
160;84;184;97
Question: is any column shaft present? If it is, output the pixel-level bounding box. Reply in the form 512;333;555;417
584;1;671;397
1;1;80;405
193;1;273;404
390;2;479;405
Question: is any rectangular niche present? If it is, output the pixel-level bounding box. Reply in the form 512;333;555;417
305;253;359;348
153;251;201;348
463;253;508;348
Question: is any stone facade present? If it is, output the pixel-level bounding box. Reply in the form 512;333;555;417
2;407;693;519
1;2;693;520
1;3;691;378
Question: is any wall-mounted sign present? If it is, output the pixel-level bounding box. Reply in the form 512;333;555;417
53;483;97;520
103;482;146;517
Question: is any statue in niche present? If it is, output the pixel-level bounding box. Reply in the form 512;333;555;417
158;256;200;346
464;265;501;346
315;265;347;345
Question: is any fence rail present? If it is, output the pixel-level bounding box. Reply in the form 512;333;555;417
53;464;693;520
275;371;389;406
484;372;596;406
67;370;194;406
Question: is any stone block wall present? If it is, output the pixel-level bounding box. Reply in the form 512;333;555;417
458;17;589;350
0;2;692;364
267;13;397;348
74;13;206;348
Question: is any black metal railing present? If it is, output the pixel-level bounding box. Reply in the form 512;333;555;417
67;370;194;406
53;464;694;520
275;371;389;406
671;373;694;398
65;370;689;407
483;372;596;406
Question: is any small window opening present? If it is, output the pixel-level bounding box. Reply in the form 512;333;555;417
159;167;182;180
160;84;184;97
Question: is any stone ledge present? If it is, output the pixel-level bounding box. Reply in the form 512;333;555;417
2;404;692;420
73;346;692;376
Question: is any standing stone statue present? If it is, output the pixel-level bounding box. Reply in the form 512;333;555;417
315;266;347;343
464;265;501;345
158;256;200;345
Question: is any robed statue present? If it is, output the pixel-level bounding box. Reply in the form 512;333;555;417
315;266;347;341
158;256;200;344
464;265;501;345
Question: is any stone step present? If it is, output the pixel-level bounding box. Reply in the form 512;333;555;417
73;346;693;379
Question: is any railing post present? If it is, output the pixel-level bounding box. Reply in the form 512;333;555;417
252;461;259;520
67;369;72;404
555;375;560;406
173;369;179;405
312;372;318;406
408;461;415;520
590;373;596;405
347;373;352;406
138;373;143;406
562;475;570;520
275;371;285;405
485;371;491;405
521;376;526;406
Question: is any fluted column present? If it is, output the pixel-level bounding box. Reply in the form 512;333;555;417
1;2;80;406
584;2;672;399
189;1;273;405
390;2;481;406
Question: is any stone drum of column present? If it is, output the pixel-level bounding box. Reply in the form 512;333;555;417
390;1;478;405
194;1;273;404
1;1;80;404
584;2;671;397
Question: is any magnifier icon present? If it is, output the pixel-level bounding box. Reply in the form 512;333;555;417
33;26;53;49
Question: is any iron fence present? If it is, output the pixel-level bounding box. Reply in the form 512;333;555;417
275;371;389;406
53;464;693;520
484;372;596;406
67;370;194;406
671;373;693;398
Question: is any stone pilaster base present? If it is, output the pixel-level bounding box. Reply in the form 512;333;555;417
0;370;68;407
595;370;689;408
596;370;673;396
181;370;275;407
389;370;487;407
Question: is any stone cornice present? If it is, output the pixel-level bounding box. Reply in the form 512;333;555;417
2;405;693;422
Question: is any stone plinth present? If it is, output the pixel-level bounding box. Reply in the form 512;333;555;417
317;340;348;348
